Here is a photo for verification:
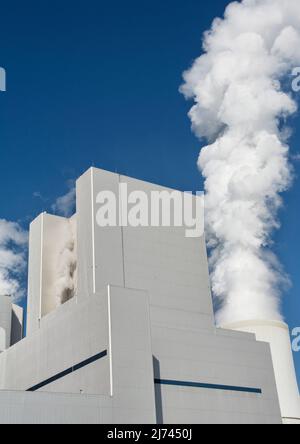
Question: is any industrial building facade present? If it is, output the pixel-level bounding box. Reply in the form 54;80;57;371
0;167;296;424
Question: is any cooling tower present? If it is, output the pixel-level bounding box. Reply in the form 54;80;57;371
223;320;300;424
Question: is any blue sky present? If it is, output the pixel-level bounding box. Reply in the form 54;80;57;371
0;0;299;385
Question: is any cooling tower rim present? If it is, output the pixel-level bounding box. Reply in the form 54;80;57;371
221;319;289;331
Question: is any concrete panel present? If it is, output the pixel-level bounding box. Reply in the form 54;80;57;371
76;168;124;297
0;391;114;424
108;285;156;424
0;296;12;349
120;176;213;329
223;320;300;423
0;292;110;395
27;214;43;336
92;169;125;291
150;305;213;331
0;327;6;353
152;323;281;423
76;169;95;297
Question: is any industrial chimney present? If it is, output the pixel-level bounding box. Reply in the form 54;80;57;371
223;320;300;424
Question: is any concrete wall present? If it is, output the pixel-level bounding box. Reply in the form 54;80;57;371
27;213;76;334
27;167;214;334
0;284;281;424
153;326;281;424
0;296;12;350
77;168;213;323
0;296;23;351
0;328;6;353
0;285;157;424
108;285;156;423
27;214;43;336
223;320;300;423
76;168;125;298
0;292;109;394
0;391;114;424
121;175;213;331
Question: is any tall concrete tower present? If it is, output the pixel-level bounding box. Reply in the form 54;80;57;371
0;167;284;424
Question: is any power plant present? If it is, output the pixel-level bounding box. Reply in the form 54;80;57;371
0;167;299;424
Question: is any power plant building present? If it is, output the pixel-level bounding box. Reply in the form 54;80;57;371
0;167;298;424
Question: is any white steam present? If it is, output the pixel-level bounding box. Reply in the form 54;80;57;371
51;182;77;307
0;220;28;302
52;184;76;218
181;0;300;325
54;217;77;306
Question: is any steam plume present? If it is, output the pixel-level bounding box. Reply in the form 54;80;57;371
0;220;28;302
52;182;77;305
181;0;300;325
52;183;76;218
54;217;77;306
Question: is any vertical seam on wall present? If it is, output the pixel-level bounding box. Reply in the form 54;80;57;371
121;225;125;287
38;213;44;325
107;285;114;397
119;174;126;288
91;168;96;294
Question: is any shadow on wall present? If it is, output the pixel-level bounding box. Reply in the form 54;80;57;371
153;356;163;425
10;309;23;346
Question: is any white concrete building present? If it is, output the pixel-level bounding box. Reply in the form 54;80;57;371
0;295;23;352
0;167;298;424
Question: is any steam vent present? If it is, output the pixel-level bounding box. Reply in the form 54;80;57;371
0;167;299;424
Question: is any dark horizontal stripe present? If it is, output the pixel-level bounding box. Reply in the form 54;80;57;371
155;378;262;394
27;350;107;392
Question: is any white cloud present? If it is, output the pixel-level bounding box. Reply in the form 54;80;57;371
0;219;28;302
51;183;76;218
0;180;76;304
181;0;300;325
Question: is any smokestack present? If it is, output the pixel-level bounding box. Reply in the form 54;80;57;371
223;320;300;424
